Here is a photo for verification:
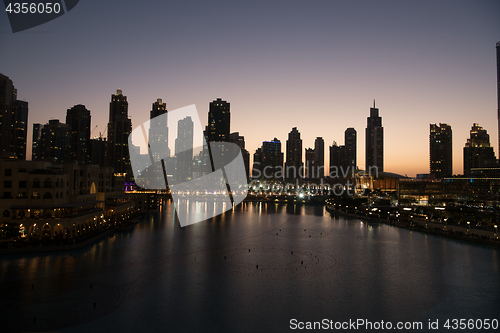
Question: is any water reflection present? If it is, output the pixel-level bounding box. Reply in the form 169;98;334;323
0;201;499;333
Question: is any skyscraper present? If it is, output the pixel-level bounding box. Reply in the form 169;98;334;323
0;74;28;160
497;41;500;159
230;132;250;181
305;148;315;180
329;142;341;176
429;123;452;178
365;100;384;172
261;138;283;181
207;98;230;142
149;98;170;162
32;123;42;161
107;89;132;175
66;104;91;164
285;127;303;181
314;137;325;178
175;116;194;182
38;119;72;163
463;123;496;177
344;128;357;170
12;100;28;160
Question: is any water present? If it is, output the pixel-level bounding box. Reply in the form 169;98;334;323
1;201;499;332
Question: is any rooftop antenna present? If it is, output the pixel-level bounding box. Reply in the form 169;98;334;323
373;99;376;108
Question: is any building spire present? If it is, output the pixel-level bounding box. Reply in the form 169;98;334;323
373;99;376;108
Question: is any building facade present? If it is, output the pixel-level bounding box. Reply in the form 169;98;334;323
207;98;230;142
430;123;452;178
365;101;383;173
66;104;91;164
0;74;28;160
463;123;496;177
285;127;303;182
107;89;132;176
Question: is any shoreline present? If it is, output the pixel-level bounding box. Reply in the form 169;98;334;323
326;206;500;248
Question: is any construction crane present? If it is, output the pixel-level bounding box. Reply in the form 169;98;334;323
91;125;98;136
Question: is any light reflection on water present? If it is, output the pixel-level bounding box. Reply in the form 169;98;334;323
0;200;499;333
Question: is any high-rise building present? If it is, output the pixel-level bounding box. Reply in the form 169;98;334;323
175;116;194;182
305;148;315;180
149;98;170;162
261;138;284;181
463;123;496;177
32;123;42;161
38;119;72;163
90;137;107;167
107;89;132;176
252;147;262;180
207;98;230;142
329;142;341;177
285;127;303;181
430;123;452;178
230;132;250;181
344;128;357;170
0;74;28;160
365;100;384;172
314;137;325;178
66;104;91;164
497;41;500;159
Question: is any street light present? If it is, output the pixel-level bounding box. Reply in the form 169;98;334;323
467;221;470;233
494;225;498;237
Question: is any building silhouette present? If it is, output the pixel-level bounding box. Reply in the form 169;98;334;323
497;41;500;159
90;136;107;167
463;123;496;177
305;148;315;180
314;137;325;178
365;100;384;172
252;147;262;180
230;132;250;181
329;128;357;178
285;127;303;182
344;128;357;171
253;139;283;181
0;74;28;160
37;120;72;163
429;123;452;178
106;89;132;176
329;142;341;177
66;104;91;164
149;98;170;162
32;123;42;161
207;98;230;142
175;116;194;182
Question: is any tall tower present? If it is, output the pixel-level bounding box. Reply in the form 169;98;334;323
66;104;91;164
463;123;496;177
38;119;72;163
429;123;452;178
497;41;500;159
207;98;230;142
365;100;384;172
344;127;357;170
285;127;303;181
314;137;325;178
175;116;194;182
0;74;28;160
107;89;132;175
32;123;42;161
230;132;250;181
149;98;170;161
261;138;283;181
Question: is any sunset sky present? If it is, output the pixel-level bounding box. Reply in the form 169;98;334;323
2;0;499;176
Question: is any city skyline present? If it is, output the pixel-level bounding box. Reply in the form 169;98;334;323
2;1;500;176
